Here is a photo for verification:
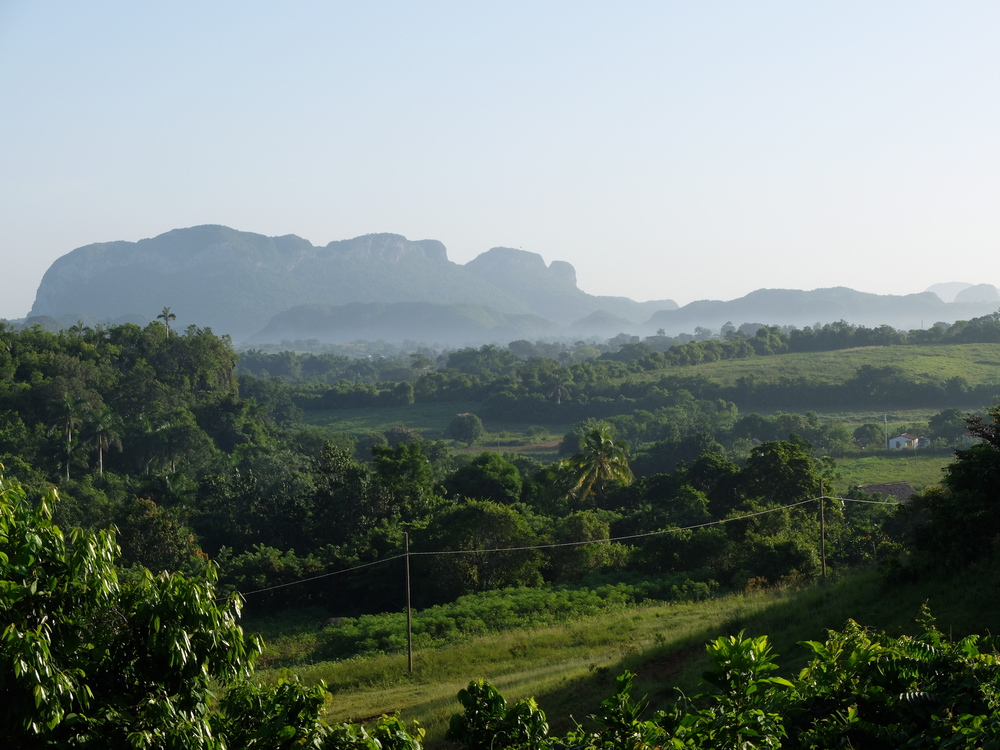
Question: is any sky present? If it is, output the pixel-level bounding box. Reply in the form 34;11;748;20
2;1;999;320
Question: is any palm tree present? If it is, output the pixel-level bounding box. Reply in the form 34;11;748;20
157;307;176;334
560;425;633;504
68;320;91;337
547;379;571;406
134;414;169;475
92;407;124;477
49;394;89;481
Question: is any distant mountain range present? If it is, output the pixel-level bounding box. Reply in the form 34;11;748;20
647;286;1000;334
21;225;1000;346
26;225;674;345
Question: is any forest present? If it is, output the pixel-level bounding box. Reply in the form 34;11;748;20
3;313;1000;746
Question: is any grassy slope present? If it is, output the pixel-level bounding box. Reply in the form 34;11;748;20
249;562;1000;747
676;343;1000;389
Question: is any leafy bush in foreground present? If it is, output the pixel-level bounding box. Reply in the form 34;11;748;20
448;606;1000;749
0;469;421;749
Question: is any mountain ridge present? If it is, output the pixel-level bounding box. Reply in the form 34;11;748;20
31;225;649;340
23;225;1000;345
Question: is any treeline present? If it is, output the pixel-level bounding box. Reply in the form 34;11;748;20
0;321;260;488
237;312;1000;386
238;312;1000;385
241;315;1000;418
253;352;993;419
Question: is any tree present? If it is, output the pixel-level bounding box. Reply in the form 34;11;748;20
157;306;176;334
928;408;970;444
446;412;485;447
739;440;821;507
905;405;1000;566
371;441;439;519
0;469;253;745
549;510;629;582
417;500;543;603
852;423;885;450
560;425;633;504
964;403;1000;449
445;452;523;504
0;469;425;747
48;393;90;481
91;405;123;477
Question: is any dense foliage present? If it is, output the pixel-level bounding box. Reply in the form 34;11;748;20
901;404;1000;570
0;470;435;748
445;608;1000;749
0;318;953;615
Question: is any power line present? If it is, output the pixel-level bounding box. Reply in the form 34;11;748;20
239;554;406;596
239;495;897;597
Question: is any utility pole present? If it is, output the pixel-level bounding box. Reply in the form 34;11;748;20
405;532;413;674
819;481;827;585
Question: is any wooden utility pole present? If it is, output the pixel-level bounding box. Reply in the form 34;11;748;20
405;532;413;673
819;482;827;585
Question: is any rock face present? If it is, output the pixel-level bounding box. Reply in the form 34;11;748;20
954;284;1000;304
29;225;677;342
925;282;973;303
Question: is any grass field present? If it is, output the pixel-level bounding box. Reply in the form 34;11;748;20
296;344;996;494
247;561;1000;747
301;401;484;439
302;401;572;457
835;452;954;492
680;343;1000;388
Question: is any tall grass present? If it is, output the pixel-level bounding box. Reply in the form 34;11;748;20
249;561;1000;748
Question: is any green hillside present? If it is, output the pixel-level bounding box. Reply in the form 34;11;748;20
680;342;1000;389
246;563;1000;747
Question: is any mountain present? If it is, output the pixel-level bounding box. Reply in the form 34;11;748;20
247;302;556;347
28;226;676;342
925;282;974;303
954;283;1000;304
464;246;676;325
646;286;1000;335
25;225;999;345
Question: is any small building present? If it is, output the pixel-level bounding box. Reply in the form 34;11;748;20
888;433;930;450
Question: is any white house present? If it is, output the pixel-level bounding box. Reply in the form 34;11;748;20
888;433;930;450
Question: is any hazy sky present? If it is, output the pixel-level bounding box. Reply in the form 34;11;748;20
2;1;998;320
